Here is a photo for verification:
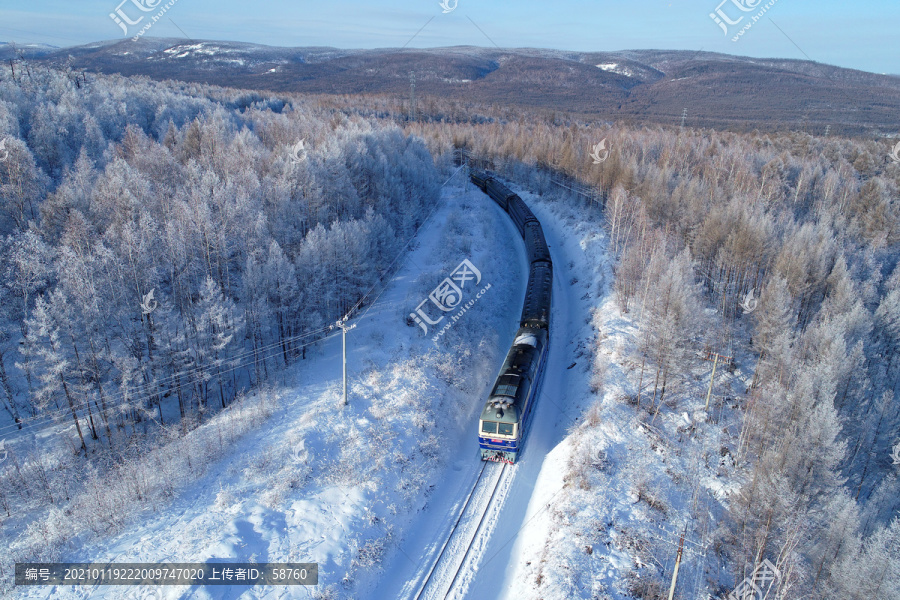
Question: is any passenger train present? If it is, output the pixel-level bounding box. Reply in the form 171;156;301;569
469;170;552;464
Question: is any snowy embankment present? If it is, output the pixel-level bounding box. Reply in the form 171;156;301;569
494;180;743;600
369;172;617;600
462;179;617;600
11;175;524;600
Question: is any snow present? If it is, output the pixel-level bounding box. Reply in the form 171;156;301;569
514;333;537;346
10;174;523;599
159;44;249;65
363;178;621;600
595;63;634;77
8;168;741;600
470;185;615;600
163;44;224;56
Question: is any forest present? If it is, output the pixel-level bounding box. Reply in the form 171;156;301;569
395;102;900;597
1;57;899;598
0;62;440;573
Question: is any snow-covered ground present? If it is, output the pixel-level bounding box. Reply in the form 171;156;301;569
12;168;730;600
492;180;744;600
471;188;612;599
360;178;619;600
11;173;527;600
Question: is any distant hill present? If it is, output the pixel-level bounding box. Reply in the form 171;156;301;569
15;39;900;135
0;41;58;59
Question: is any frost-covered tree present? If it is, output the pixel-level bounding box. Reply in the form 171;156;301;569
25;293;86;451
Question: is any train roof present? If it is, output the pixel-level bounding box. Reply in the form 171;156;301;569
520;261;552;328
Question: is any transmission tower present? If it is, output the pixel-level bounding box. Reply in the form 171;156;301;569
408;71;417;122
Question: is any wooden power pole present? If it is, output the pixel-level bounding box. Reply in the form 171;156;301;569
667;529;685;600
335;315;356;406
702;351;731;412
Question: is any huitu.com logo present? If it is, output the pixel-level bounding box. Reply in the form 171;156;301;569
140;289;158;315
439;0;458;13
110;0;181;41
723;558;780;600
889;140;900;164
588;444;607;469
290;139;307;164
590;139;610;164
0;138;8;162
740;289;758;314
409;259;491;341
710;0;778;41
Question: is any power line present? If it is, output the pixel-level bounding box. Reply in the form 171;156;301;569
0;164;468;444
0;322;335;439
0;325;336;440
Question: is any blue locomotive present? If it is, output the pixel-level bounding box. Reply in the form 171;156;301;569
470;170;552;463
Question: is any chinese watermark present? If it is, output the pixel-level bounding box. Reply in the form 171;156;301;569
891;440;900;466
110;0;182;41
0;138;8;162
439;0;458;13
590;139;610;164
0;439;7;466
724;559;781;600
740;289;758;314
408;259;491;341
709;0;779;41
889;141;900;164
290;139;307;164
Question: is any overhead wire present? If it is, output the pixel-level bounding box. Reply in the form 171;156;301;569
0;162;468;443
0;324;337;440
2;320;336;432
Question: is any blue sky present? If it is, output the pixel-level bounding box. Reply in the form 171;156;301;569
1;0;898;74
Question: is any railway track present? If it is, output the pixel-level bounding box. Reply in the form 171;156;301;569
412;461;508;600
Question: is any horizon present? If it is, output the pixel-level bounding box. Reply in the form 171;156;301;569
1;0;898;75
4;37;898;80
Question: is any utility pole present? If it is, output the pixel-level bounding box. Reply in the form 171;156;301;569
702;351;731;412
680;107;688;129
335;315;356;406
667;529;685;600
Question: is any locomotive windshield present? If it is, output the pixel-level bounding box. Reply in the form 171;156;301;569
481;421;497;434
498;423;514;435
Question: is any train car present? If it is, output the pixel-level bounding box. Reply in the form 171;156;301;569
522;221;551;265
470;169;491;192
520;261;553;329
478;327;549;463
484;178;515;211
506;195;538;235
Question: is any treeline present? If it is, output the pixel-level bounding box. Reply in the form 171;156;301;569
390;104;900;597
0;65;439;454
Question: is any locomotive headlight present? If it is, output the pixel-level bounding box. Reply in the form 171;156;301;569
496;409;503;418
